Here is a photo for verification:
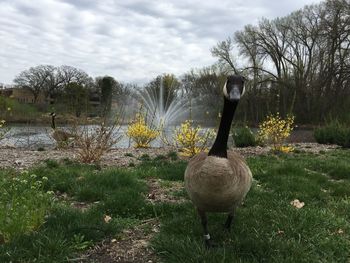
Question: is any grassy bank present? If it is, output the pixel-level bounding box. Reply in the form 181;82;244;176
0;150;349;262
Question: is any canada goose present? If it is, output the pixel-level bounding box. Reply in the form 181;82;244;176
184;75;252;248
50;112;75;145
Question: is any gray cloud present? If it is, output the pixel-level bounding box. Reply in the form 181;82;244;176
0;0;322;85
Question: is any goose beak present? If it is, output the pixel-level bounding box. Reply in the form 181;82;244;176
228;85;241;102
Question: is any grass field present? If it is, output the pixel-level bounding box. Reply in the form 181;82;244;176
0;150;349;262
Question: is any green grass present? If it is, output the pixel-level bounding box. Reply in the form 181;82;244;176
0;160;153;262
1;150;350;262
0;171;52;243
152;150;350;262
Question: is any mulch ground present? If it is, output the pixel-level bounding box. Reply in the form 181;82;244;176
0;143;339;171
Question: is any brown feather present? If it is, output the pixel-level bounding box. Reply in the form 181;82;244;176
184;150;252;212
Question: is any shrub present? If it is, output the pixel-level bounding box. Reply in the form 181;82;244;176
126;113;159;148
0;171;53;243
258;113;295;152
314;121;350;148
0;96;39;120
167;151;178;161
232;126;256;147
0;119;7;139
0;107;11;139
171;120;215;157
138;154;151;162
72;116;122;163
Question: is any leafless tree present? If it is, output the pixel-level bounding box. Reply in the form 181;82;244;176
13;65;52;103
212;0;350;124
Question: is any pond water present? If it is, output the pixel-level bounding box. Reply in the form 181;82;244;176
0;124;314;150
0;124;218;150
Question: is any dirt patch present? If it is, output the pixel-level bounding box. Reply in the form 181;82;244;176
55;191;94;212
0;143;339;171
233;143;339;158
146;179;186;204
80;220;160;263
0;147;176;170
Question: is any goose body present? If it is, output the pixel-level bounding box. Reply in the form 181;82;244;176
185;151;252;213
184;75;252;248
50;112;75;146
51;129;73;143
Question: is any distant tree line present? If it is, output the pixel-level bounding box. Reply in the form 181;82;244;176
12;65;132;117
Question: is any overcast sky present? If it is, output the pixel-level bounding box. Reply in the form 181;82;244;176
0;0;323;85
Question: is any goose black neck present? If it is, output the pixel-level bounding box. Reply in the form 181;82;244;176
208;98;238;158
51;116;56;129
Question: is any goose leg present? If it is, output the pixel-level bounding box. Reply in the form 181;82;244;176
197;209;212;248
224;210;235;231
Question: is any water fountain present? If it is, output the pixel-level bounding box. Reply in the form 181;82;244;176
139;75;189;129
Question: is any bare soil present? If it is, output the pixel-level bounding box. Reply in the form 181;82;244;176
80;221;160;263
0;143;339;171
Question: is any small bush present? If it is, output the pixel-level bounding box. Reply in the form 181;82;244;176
154;154;166;161
171;120;215;157
167;151;178;161
232;126;256;147
0;171;53;243
258;113;295;152
0;107;11;139
73;117;122;163
138;154;151;162
126;113;159;148
314;121;350;148
0;96;39;121
44;159;59;168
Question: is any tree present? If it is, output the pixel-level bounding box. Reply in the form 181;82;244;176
180;66;226;120
13;65;52;103
63;82;89;117
13;65;94;106
101;76;117;116
57;65;93;88
211;0;350;124
95;76;117;116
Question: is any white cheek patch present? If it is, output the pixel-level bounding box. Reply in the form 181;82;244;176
223;80;228;98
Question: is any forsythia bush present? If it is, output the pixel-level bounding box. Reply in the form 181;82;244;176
173;120;215;157
127;113;159;148
0;107;11;139
0;120;6;140
258;113;295;153
0;119;5;130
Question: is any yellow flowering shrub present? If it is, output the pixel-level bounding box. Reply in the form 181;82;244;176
173;120;215;157
0;119;5;128
258;113;295;153
127;113;159;148
0;107;11;139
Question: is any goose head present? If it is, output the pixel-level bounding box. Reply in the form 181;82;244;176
223;75;246;102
